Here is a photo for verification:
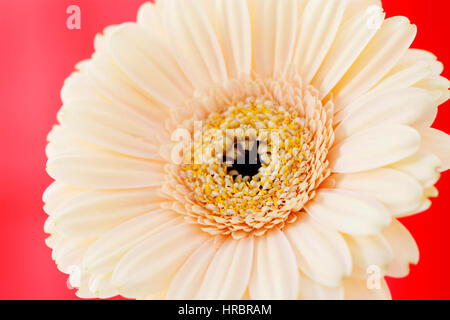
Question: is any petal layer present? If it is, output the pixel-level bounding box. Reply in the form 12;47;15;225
284;215;352;287
248;229;299;299
329;125;421;173
305;189;391;235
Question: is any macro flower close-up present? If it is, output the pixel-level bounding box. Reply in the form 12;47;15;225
42;0;450;300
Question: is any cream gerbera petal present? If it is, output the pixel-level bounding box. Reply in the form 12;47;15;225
51;188;163;238
47;148;166;189
249;0;298;77
43;181;85;215
344;233;394;278
390;149;441;188
58;100;164;159
284;215;352;287
312;4;385;99
334;88;435;144
329;125;421;173
163;0;228;90
421;127;450;171
74;272;98;299
415;76;450;105
87;273;118;299
298;272;345;300
111;220;208;299
293;0;347;84
382;219;419;278
305;189;391;235
343;277;391;300
83;210;180;275
167;237;223;299
249;229;299;299
334;87;435;126
196;236;254;299
93;25;118;54
108;23;193;108
331;168;424;217
46;125;99;159
343;0;381;21
60;71;104;104
397;49;444;75
86;52;171;123
333;17;417;108
137;1;165;36
52;236;94;274
216;0;252;78
371;51;442;95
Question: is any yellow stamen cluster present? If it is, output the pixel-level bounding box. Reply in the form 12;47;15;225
181;99;313;219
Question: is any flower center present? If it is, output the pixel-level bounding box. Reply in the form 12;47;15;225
163;75;334;238
225;140;262;178
180;100;313;219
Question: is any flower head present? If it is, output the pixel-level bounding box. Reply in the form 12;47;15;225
45;0;450;299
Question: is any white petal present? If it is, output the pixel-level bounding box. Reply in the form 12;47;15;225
284;215;352;287
94;26;119;53
370;51;439;95
83;210;180;275
47;148;166;189
196;236;254;299
58;100;162;160
344;277;391;300
343;0;381;22
108;23;193;109
146;290;168;300
335;86;435;125
401;198;432;217
60;72;105;104
164;0;227;90
305;189;391;235
167;237;222;300
216;0;251;78
74;60;89;72
331;168;423;217
43;181;86;216
137;1;165;36
333;17;417;108
415;76;450;105
248;229;299;299
374;64;434;96
112;222;208;299
313;5;384;98
247;0;298;77
329;125;421;173
87;52;170;123
344;234;393;278
393;49;443;76
88;273;118;299
298;274;344;300
52;188;163;237
74;271;97;299
390;149;441;188
334;88;435;143
52;237;94;274
382;220;419;278
420;128;450;172
46;125;100;159
294;0;347;83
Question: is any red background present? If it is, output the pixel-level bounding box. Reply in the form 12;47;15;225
0;0;448;300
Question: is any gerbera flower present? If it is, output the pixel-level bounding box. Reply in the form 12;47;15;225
44;0;450;300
